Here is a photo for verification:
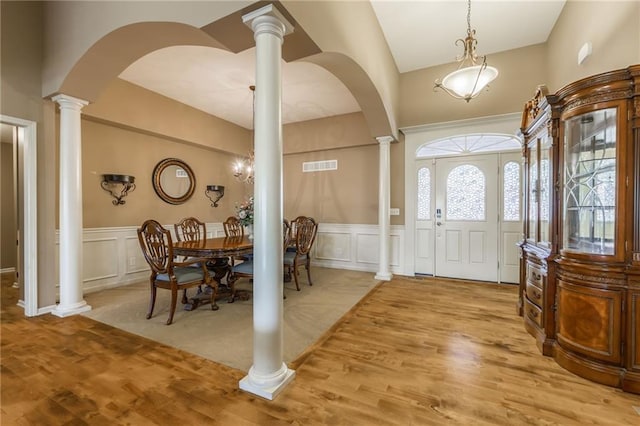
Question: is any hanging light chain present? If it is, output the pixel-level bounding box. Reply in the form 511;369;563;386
466;0;472;35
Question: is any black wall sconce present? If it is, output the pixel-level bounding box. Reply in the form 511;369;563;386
205;185;225;207
101;174;136;206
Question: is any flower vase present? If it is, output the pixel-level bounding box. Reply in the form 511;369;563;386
247;224;254;240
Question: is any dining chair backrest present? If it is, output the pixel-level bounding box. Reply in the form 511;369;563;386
283;219;291;250
138;219;173;275
174;217;206;242
224;216;244;237
288;216;306;248
294;216;318;256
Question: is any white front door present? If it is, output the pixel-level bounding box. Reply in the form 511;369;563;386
434;154;498;282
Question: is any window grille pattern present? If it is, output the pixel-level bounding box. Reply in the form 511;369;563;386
540;159;550;222
417;167;431;220
563;108;617;254
503;161;520;221
446;165;485;221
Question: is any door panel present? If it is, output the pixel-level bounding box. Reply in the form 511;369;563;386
435;155;498;282
469;231;486;263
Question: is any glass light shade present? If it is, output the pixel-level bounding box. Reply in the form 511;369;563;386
441;65;499;99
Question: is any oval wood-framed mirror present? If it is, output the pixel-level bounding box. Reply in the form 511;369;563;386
152;158;196;205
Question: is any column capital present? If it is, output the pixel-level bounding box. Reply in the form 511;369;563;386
52;94;89;110
376;135;395;145
243;4;294;39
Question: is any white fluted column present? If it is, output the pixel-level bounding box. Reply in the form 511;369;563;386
52;94;91;317
240;4;294;400
375;136;393;281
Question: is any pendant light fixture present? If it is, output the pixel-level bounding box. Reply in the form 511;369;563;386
434;0;498;102
233;85;255;184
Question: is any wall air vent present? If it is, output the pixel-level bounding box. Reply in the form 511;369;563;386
302;160;338;173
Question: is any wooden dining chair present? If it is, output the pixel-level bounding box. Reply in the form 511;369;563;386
227;220;292;302
283;216;318;291
137;219;218;325
286;217;300;252
223;216;244;237
223;215;251;265
174;216;206;243
174;216;208;295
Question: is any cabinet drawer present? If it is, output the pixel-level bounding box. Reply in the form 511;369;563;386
526;263;544;288
526;281;543;307
524;298;543;328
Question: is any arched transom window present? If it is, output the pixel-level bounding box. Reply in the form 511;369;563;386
417;133;521;158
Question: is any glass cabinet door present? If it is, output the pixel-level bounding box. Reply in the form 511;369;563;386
563;108;617;255
528;141;538;242
539;136;552;246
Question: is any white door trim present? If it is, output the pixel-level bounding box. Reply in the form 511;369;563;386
1;115;38;316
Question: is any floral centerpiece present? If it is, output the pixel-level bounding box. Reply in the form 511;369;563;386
236;196;254;227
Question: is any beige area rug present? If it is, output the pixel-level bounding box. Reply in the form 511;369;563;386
82;267;380;371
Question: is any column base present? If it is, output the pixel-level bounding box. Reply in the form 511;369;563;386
375;272;393;281
52;300;91;318
239;364;296;400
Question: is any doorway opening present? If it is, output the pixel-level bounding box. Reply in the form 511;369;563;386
414;133;522;283
0;115;38;316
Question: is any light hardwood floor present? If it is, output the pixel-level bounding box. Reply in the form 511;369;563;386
2;272;639;425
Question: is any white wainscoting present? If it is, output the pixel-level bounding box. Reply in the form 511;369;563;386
55;223;405;294
313;223;405;275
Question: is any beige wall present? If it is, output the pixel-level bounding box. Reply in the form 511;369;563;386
1;1;58;307
283;112;404;225
80;119;251;228
1;142;17;269
546;0;640;92
81;81;392;227
399;44;548;128
284;145;378;224
84;79;251;156
284;112;373;154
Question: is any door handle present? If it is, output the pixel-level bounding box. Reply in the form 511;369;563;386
436;222;443;226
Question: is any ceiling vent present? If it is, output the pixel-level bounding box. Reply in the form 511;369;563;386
302;160;338;173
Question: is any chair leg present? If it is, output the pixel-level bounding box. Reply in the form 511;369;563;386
209;282;219;311
283;265;292;282
146;281;157;320
227;273;238;303
181;289;188;304
293;262;300;291
166;287;178;325
306;259;313;286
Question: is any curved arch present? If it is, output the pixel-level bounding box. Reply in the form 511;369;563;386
56;23;394;142
300;52;394;138
416;133;521;158
57;22;227;102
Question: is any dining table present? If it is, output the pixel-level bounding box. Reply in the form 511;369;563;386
172;235;254;308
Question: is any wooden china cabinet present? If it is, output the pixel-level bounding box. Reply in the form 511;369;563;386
519;85;560;357
519;65;640;394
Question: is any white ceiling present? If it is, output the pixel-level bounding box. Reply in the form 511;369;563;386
119;1;566;130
